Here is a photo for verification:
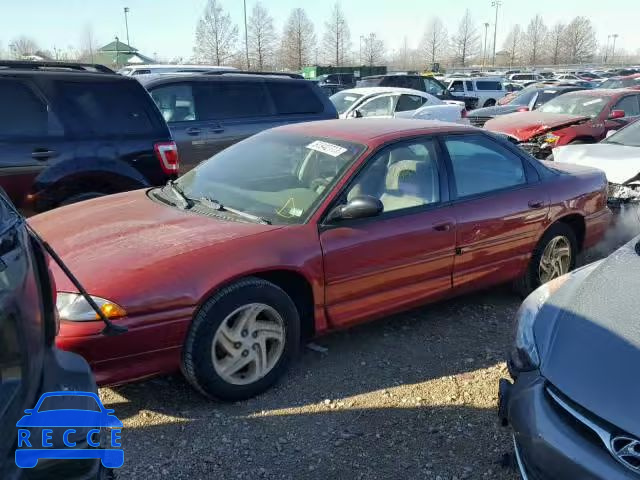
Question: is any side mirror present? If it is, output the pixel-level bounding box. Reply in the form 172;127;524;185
349;109;363;118
609;109;625;120
326;195;383;222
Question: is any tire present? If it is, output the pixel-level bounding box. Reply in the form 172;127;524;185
59;192;105;207
483;99;496;107
182;277;300;401
97;465;116;480
514;222;578;297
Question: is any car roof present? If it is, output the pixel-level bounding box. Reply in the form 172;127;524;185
338;87;428;96
560;88;636;97
0;69;124;80
274;118;475;145
139;72;304;87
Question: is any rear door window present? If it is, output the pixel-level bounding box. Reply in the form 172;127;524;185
55;80;157;137
267;81;324;115
465;81;474;91
0;79;64;139
476;81;502;91
195;80;273;119
444;134;526;197
150;83;197;122
395;94;425;112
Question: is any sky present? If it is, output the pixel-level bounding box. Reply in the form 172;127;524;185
1;0;638;62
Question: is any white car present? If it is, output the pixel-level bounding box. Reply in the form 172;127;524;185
445;77;507;108
508;73;545;85
330;87;467;124
552;120;640;204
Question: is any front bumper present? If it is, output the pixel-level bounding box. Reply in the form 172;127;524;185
499;372;637;480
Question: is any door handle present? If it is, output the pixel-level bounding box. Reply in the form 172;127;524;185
31;150;56;160
528;200;544;208
186;127;202;136
210;126;225;134
433;222;453;232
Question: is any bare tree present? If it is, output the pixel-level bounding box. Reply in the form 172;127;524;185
564;16;597;64
280;8;315;70
79;24;99;63
193;0;238;65
451;9;480;67
362;33;385;67
322;3;351;66
546;23;566;65
248;2;276;70
502;25;522;67
421;16;448;66
524;15;547;65
9;36;39;58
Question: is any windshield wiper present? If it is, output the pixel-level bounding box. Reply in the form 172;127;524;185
196;196;271;225
165;180;192;209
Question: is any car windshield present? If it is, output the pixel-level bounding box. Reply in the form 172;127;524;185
176;131;365;224
510;89;537;106
600;78;640;89
537;94;607;117
603;120;640;147
330;91;364;114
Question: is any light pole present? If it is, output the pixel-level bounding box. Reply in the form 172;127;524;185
604;35;611;63
114;36;120;68
359;35;365;66
611;34;619;64
482;22;489;71
491;0;502;67
243;0;250;69
123;7;131;47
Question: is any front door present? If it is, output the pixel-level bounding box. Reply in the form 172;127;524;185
440;134;549;292
320;137;456;328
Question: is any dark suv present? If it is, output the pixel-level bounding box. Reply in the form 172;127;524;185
357;74;478;110
0;190;109;480
0;61;178;212
141;72;338;172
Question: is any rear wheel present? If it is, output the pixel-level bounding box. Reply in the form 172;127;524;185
514;223;577;296
182;277;300;401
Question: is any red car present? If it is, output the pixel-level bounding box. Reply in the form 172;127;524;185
485;89;640;159
30;119;611;400
599;73;640;90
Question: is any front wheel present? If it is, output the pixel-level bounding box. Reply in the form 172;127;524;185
182;277;300;401
514;223;577;297
483;99;496;107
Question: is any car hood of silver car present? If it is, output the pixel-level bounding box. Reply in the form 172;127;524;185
534;238;640;437
553;143;640;185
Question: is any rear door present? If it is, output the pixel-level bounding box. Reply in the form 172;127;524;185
441;134;549;292
0;77;70;209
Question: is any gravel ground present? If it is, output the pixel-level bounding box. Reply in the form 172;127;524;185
100;287;521;480
99;222;638;480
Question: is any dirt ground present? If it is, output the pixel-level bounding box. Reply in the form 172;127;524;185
99;223;638;480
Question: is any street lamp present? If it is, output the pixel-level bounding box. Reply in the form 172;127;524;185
243;0;250;69
491;0;502;67
123;7;131;47
483;22;490;71
611;34;619;64
604;35;611;63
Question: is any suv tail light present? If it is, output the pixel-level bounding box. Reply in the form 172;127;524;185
461;108;468;118
154;141;180;175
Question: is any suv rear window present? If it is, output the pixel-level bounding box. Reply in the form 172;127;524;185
196;81;272;119
267;81;323;115
55;80;157;137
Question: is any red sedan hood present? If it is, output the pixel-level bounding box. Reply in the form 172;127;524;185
29;190;280;296
484;111;590;141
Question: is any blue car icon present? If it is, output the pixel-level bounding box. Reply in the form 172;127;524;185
15;391;123;469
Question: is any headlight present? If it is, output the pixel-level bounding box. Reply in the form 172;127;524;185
57;293;127;322
510;275;570;372
540;132;560;148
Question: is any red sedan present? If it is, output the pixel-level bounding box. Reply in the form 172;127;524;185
31;119;611;400
485;89;640;159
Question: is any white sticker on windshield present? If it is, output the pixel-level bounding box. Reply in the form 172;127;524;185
583;99;603;106
306;140;348;157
